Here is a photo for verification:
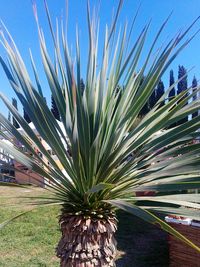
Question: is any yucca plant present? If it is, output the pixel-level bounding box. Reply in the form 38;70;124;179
1;1;200;266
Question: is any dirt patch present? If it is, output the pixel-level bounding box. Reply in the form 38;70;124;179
116;211;169;267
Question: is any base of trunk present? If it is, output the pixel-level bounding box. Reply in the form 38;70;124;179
56;213;117;267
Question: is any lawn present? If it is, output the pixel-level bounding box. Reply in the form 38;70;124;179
0;186;169;267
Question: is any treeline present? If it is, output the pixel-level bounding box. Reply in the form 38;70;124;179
9;94;62;128
9;66;198;128
8;79;85;128
139;65;198;122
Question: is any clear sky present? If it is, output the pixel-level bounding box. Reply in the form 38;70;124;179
0;0;200;116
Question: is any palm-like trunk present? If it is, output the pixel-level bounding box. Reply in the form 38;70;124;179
57;213;117;267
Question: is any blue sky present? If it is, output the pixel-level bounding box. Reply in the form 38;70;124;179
0;0;200;116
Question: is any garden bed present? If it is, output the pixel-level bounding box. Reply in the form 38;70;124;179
165;216;200;267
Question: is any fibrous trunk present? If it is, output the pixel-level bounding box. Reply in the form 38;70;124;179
56;213;117;267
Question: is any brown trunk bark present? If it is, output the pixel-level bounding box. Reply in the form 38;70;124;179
56;213;117;267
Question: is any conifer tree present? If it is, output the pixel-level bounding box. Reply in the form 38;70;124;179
149;89;157;109
169;69;175;101
177;65;188;124
139;102;149;117
8;111;11;122
156;79;165;107
168;70;176;128
23;108;31;123
80;78;85;95
177;65;188;95
192;76;198;119
51;95;60;121
139;76;150;116
12;98;20;128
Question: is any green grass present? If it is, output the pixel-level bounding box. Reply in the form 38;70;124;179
0;208;60;267
0;187;60;267
0;186;168;266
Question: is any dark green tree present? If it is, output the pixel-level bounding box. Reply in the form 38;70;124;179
139;76;150;116
149;89;157;109
168;70;176;128
51;95;60;121
139;102;149;117
23;108;31;123
80;78;85;95
168;70;175;101
139;78;164;116
12;98;20;128
192;76;198;119
156;79;165;107
8;111;11;122
177;65;188;95
139;77;150;117
177;65;188;125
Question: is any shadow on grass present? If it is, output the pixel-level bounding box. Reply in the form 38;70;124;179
116;211;169;267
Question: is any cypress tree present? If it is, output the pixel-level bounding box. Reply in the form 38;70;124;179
169;70;175;101
156;79;165;107
139;103;149;117
177;65;188;125
12;98;20;128
149;89;157;109
192;76;198;119
8;111;11;122
23;108;31;123
51;95;60;121
177;65;187;94
168;70;176;128
139;76;150;117
80;78;85;95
